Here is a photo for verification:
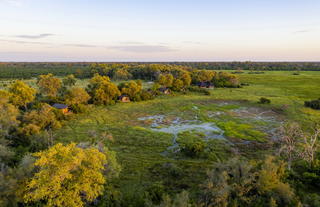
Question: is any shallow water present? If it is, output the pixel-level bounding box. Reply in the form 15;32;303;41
138;115;226;153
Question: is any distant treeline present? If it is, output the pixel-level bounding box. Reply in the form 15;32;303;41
0;62;320;79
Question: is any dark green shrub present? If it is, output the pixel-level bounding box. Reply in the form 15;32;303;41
187;86;211;95
146;182;165;204
177;131;207;158
212;72;239;88
140;90;154;101
258;97;271;104
305;98;320;110
70;104;88;114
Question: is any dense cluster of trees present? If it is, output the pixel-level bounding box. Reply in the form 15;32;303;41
0;74;125;206
1;62;320;79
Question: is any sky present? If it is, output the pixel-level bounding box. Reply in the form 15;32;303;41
0;0;320;61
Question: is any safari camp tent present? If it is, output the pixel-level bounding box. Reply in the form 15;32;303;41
118;95;131;103
52;103;69;114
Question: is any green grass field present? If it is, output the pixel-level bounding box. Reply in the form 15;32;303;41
45;71;320;198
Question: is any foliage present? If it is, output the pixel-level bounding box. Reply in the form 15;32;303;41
177;131;207;158
62;74;77;87
140;90;155;101
64;87;90;105
200;156;299;207
20;104;61;136
158;74;174;88
187;86;211;95
212;72;239;88
87;74;121;105
305;98;320;110
191;70;215;83
146;181;166;205
171;79;184;92
151;191;192;207
37;73;62;97
23;143;110;207
118;80;143;101
70;103;89;114
258;97;271;104
113;68;133;80
0;94;20;138
8;80;36;109
0;154;35;207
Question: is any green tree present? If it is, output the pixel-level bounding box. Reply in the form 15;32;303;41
0;93;19;138
113;68;132;80
118;80;142;100
8;80;36;109
212;72;239;88
191;70;215;83
65;87;90;105
87;74;120;105
20;104;61;136
180;72;192;87
171;79;184;92
200;157;298;207
23;143;110;207
37;73;62;97
62;74;77;88
158;74;174;88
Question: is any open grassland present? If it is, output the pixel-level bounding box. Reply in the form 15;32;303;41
48;71;320;197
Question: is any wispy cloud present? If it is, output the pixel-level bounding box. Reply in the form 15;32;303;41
0;0;24;6
182;41;202;45
118;41;145;45
293;30;310;34
1;38;176;53
13;33;55;39
109;45;175;53
0;39;50;45
63;43;99;48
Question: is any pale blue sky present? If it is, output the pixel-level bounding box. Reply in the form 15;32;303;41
0;0;320;61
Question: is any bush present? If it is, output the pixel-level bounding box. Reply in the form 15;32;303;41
140;90;154;101
146;182;166;204
248;71;265;74
187;86;211;95
177;131;207;158
305;98;320;110
240;83;250;86
258;97;271;104
70;104;88;114
212;72;240;88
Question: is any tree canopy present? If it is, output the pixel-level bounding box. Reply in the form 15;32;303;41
23;143;107;207
8;80;36;109
37;73;62;97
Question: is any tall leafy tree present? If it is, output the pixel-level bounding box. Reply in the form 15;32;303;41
20;104;61;136
191;70;215;83
8;80;36;109
64;87;90;105
158;74;174;88
37;73;62;97
0;92;19;139
62;74;77;88
23;143;108;207
87;74;120;105
118;80;142;100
